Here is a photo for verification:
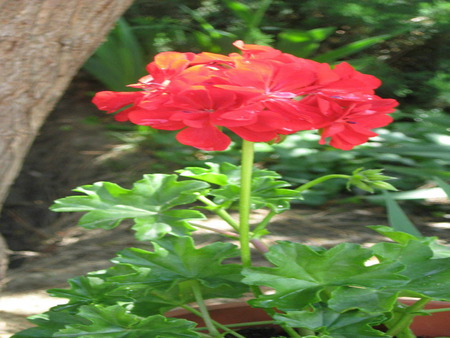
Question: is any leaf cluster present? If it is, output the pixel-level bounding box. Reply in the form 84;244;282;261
50;163;302;243
50;174;209;241
244;226;450;337
12;163;450;337
178;162;302;213
14;236;245;338
13;226;450;337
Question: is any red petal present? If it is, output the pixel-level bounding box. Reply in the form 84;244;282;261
128;110;184;130
92;91;142;113
232;40;282;59
229;126;279;142
176;126;231;151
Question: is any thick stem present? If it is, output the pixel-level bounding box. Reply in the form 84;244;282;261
239;140;255;269
284;326;303;337
189;280;220;336
181;305;246;338
386;297;431;336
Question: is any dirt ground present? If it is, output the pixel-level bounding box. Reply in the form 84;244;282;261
0;73;449;337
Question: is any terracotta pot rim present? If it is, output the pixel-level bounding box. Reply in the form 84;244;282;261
166;298;450;337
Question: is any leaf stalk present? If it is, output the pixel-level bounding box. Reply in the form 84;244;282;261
188;280;220;336
295;174;350;193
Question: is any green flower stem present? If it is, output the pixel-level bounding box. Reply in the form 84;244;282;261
386;297;431;336
295;174;350;193
188;280;220;336
218;320;277;328
182;304;245;338
423;307;450;313
284;326;303;337
252;209;277;236
239;140;255;269
196;194;240;231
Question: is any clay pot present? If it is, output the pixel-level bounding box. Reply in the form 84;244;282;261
167;299;450;337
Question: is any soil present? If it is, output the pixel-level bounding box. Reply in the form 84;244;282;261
0;72;449;337
225;327;288;337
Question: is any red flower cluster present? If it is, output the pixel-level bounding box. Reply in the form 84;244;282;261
93;41;398;151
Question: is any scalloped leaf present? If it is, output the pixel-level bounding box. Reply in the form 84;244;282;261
176;162;233;186
113;236;244;289
181;162;301;212
50;236;247;316
58;305;199;337
243;241;407;311
50;174;209;240
275;305;388;338
372;237;450;300
12;311;90;338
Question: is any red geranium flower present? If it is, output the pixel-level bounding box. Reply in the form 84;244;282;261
92;40;398;151
297;94;398;150
128;86;262;151
92;91;144;121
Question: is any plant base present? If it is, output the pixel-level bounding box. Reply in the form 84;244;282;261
167;300;450;337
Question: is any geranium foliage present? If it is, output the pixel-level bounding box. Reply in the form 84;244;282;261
50;174;209;240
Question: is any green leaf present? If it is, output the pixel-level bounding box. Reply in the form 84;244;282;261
314;34;392;63
429;241;450;259
371;144;450;161
114;236;243;288
275;305;388;338
48;266;187;316
48;276;120;310
383;165;450;179
372;238;450;300
177;162;232;186
58;305;199;337
222;0;253;24
329;287;399;313
368;225;419;245
347;168;397;193
401;258;450;299
366;188;447;201
382;192;422;237
276;27;336;58
243;241;407;311
41;236;247;324
12;311;89;338
50;174;209;240
179;162;301;212
213;176;301;212
434;176;450;199
83;18;148;91
109;236;247;314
